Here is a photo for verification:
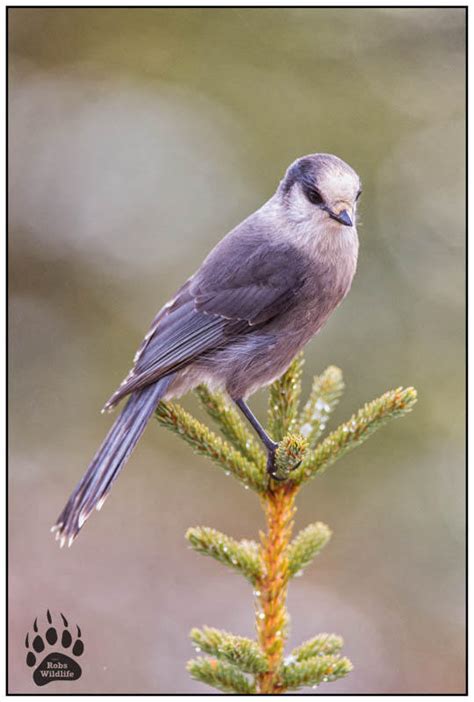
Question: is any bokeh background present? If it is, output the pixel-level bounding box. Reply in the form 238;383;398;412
8;7;465;694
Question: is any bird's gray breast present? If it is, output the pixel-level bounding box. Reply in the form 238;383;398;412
265;243;357;342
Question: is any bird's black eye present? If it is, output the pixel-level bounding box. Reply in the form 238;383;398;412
304;186;324;206
356;190;362;202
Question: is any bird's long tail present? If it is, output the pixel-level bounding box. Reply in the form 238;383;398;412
52;374;175;547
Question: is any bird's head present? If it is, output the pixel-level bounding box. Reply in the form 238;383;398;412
279;153;361;231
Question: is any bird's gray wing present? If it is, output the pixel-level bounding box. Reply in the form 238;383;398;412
104;291;244;408
105;236;307;407
191;237;308;325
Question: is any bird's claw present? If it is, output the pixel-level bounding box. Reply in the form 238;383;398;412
266;444;286;481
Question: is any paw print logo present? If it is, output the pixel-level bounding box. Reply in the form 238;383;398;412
25;611;84;686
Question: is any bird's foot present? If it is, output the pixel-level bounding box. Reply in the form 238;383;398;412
266;443;286;481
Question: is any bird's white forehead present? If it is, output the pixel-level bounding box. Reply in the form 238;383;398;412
319;163;360;201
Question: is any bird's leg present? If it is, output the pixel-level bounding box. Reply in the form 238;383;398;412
234;399;282;478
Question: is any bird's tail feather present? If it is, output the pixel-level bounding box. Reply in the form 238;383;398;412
52;374;174;547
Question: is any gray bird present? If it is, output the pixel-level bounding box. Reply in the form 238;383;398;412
53;153;361;546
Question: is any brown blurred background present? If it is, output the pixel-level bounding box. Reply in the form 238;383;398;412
8;7;465;694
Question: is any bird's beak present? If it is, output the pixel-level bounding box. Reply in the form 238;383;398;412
328;208;353;227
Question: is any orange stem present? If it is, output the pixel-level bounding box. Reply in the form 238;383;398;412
256;483;298;694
